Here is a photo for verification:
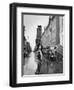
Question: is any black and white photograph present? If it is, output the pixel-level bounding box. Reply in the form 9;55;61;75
22;14;63;76
10;3;72;87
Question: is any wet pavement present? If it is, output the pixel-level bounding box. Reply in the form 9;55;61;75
23;52;38;75
23;51;63;75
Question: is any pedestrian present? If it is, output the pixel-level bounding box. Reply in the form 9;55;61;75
37;51;42;74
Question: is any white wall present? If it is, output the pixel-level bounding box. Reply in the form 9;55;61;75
0;0;74;89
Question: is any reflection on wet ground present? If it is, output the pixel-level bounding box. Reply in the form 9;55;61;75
23;52;38;75
23;51;63;75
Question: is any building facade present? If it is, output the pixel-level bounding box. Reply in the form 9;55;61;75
35;25;42;49
41;16;64;48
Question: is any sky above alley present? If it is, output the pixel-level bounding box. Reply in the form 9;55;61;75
23;15;49;50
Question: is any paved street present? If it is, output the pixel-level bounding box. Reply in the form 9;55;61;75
23;51;63;75
23;52;38;75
